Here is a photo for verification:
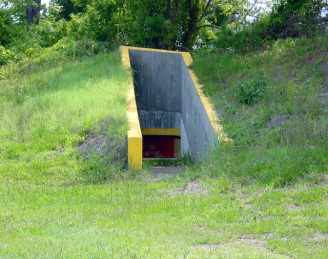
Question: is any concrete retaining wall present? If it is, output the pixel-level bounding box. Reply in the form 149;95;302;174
180;58;218;159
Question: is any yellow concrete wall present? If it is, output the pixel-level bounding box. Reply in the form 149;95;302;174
120;46;143;170
141;128;180;136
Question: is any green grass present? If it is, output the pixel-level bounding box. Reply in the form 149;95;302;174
0;39;328;258
1;176;327;258
193;37;328;186
0;51;129;185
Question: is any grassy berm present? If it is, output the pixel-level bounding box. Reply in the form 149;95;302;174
0;38;327;258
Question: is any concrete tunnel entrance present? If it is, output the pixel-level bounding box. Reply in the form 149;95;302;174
121;46;231;169
129;50;186;159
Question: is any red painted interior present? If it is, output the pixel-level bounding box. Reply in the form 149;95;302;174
143;136;176;158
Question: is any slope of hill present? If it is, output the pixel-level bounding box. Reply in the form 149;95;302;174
193;37;328;186
0;52;129;185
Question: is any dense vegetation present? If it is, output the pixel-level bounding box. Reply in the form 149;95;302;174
1;0;326;74
0;0;327;257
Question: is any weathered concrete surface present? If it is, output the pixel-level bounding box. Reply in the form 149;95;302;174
138;110;180;129
180;58;218;159
180;118;190;156
129;50;181;113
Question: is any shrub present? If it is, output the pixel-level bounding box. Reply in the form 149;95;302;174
0;45;14;66
236;73;267;105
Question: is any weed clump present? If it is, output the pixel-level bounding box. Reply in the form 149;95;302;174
236;73;267;105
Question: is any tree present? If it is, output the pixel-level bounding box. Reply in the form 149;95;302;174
266;0;326;38
122;0;219;50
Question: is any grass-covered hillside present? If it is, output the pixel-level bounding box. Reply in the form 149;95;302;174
0;52;129;185
0;38;327;258
194;37;328;187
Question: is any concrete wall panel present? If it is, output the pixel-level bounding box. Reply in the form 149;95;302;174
129;50;181;113
180;58;218;159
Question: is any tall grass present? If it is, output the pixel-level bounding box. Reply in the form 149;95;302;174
0;51;129;185
193;37;328;186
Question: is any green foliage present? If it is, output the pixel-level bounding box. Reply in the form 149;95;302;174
66;1;119;43
30;15;67;47
215;19;269;52
53;0;86;20
236;72;267;105
0;8;14;46
266;0;326;39
123;0;226;50
0;45;13;65
215;0;327;52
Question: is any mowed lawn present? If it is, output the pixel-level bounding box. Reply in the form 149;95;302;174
1;176;327;258
1;46;328;258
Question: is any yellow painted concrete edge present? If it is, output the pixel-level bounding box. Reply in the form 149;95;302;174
142;128;180;137
181;52;234;146
120;46;143;170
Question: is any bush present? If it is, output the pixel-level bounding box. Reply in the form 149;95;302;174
0;9;14;46
214;18;270;52
0;45;14;66
236;73;267;105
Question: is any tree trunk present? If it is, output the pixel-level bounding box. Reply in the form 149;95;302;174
26;0;41;24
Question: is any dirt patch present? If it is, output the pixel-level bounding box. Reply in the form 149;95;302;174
310;232;328;241
185;181;205;194
150;166;183;180
318;61;328;113
287;204;305;212
198;238;268;251
318;92;328;111
236;238;267;251
216;108;224;117
198;243;220;248
316;175;328;187
78;133;126;160
167;181;206;195
266;115;290;128
320;61;328;91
